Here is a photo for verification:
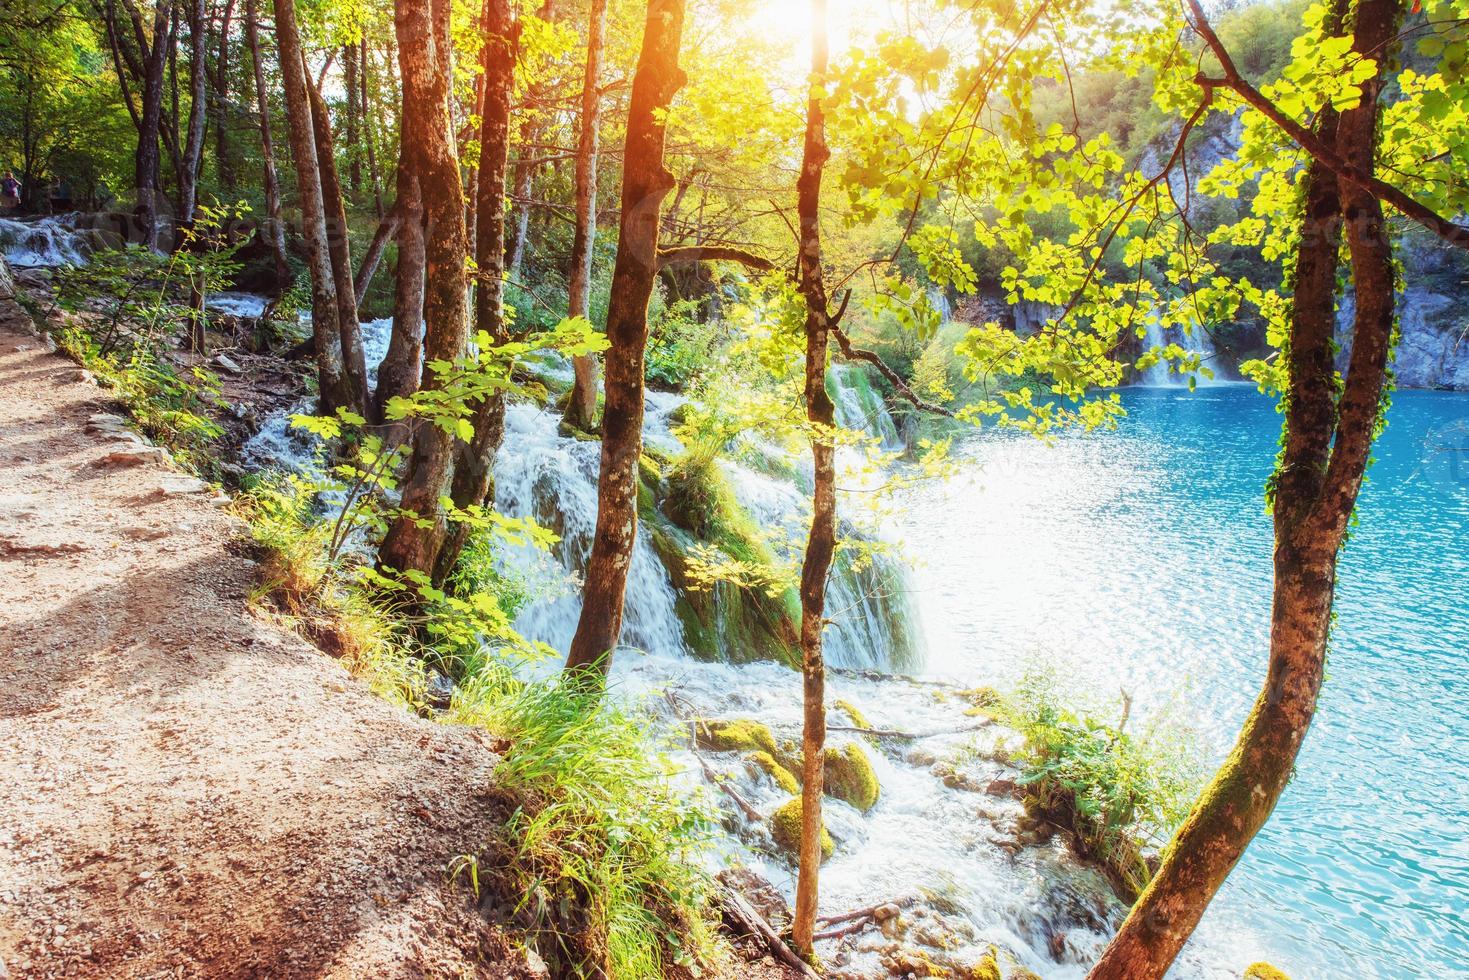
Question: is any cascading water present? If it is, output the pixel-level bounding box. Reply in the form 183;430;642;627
0;214;95;268
235;315;1249;979
1137;316;1222;387
831;362;904;453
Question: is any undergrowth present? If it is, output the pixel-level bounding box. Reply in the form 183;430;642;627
239;465;725;978
1001;669;1203;901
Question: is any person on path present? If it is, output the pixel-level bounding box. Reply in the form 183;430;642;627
1;173;20;212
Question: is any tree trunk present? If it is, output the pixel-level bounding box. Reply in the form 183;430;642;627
354;204;402;307
343;41;362;198
435;0;518;584
1086;0;1401;975
375;166;422;433
244;0;288;286
562;0;687;682
561;0;607;432
134;0;172;246
503;0;555;279
306;72;370;411
271;0;353;412
361;38;384;217
791;0;834;957
375;0;470;578
179;0;209;222
214;0;235;194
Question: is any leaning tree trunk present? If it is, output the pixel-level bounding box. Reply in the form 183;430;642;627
1086;0;1401;975
307;74;370;411
435;0;518;584
561;0;608;433
562;0;687;682
244;0;288;285
374;168;422;433
271;0;354;413
375;0;470;578
791;0;835;957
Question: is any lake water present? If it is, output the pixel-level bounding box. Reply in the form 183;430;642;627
895;385;1469;978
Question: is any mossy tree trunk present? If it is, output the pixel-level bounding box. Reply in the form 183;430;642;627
375;0;469;578
1087;1;1401;975
562;0;608;433
791;0;834;958
563;0;687;683
435;0;518;584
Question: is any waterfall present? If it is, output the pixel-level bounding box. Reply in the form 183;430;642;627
493;399;691;659
1136;316;1220;387
0;215;94;268
830;362;904;452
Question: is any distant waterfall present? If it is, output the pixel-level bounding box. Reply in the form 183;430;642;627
1136;316;1220;387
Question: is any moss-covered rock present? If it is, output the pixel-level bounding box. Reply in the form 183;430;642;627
823;741;881;811
1244;964;1292;980
833;697;872;729
642;454;801;667
747;751;800;795
770;797;833;861
1007;967;1043;980
694;718;778;756
964;951;1001;980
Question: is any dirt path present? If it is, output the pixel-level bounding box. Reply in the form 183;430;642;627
0;308;531;976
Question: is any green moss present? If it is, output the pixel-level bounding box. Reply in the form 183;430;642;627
1244;964;1292;980
747;751;799;795
645;455;801;667
823;741;881;811
695;718;778;756
1007;968;1043;980
833;698;872;730
770;797;833;861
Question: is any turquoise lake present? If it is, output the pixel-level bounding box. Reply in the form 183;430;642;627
897;384;1469;978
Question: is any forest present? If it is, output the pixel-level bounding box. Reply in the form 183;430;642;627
0;0;1466;975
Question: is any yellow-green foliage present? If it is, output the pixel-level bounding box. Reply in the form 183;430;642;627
823;741;881;811
1244;964;1292;980
444;668;722;978
834;698;872;729
770;797;833;861
966;950;1001;980
747;751;799;795
240;474;426;709
695;718;778;756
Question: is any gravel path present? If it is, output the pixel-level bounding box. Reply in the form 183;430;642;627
0;305;532;977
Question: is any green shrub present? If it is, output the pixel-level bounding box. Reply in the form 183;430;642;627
1003;670;1202;901
447;671;721;978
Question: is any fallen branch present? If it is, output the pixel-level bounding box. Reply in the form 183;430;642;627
695;753;762;822
827;720;993;741
717;886;822;980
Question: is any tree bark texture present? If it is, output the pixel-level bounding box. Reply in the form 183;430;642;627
1086;0;1401;974
563;0;687;680
375;0;470;577
435;0;518;583
244;0;288;285
271;0;354;412
562;0;608;432
791;0;834;957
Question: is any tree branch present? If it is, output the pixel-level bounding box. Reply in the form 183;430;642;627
1184;0;1469;250
655;245;777;271
830;323;956;419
